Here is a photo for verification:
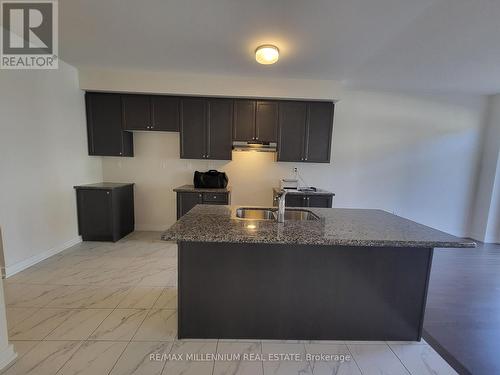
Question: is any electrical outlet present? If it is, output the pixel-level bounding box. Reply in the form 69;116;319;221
293;167;298;173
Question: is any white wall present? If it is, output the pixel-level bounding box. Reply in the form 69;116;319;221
0;62;102;274
470;94;500;242
487;159;500;242
81;68;486;237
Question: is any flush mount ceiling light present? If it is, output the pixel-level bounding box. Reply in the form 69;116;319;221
255;45;279;65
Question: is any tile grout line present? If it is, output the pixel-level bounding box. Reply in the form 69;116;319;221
52;340;86;375
260;340;264;375
211;339;219;375
387;344;412;375
160;338;176;375
344;343;365;375
104;340;129;375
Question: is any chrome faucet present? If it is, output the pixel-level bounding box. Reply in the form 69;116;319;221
276;189;288;223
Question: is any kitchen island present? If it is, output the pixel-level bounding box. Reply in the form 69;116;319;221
162;205;475;341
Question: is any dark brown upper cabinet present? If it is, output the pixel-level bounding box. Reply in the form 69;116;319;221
84;91;334;162
180;98;233;160
122;94;151;130
233;100;255;141
122;94;179;131
277;102;307;162
207;99;233;160
233;100;278;142
152;96;180;131
85;92;133;157
278;101;334;163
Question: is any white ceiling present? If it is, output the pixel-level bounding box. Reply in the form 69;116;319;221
58;0;500;94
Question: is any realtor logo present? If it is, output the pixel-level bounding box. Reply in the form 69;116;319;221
1;0;58;69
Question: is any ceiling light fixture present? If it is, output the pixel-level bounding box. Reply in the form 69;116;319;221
255;45;279;65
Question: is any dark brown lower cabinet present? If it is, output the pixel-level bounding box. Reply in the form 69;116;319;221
177;191;230;219
273;191;334;208
74;183;135;242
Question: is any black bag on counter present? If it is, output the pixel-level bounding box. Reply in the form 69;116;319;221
193;170;228;189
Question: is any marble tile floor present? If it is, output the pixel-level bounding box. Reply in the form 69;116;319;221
2;231;457;375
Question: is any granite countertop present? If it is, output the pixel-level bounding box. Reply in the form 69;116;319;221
174;184;231;193
74;182;134;190
161;205;476;248
273;187;334;196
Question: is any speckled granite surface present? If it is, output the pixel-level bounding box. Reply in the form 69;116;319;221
273;187;334;196
161;205;476;248
173;184;231;193
74;182;134;190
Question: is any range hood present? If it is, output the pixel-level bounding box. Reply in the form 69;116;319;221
232;141;277;152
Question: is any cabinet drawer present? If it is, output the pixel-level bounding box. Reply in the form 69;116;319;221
203;192;228;203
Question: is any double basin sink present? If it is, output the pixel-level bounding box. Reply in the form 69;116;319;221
235;207;319;221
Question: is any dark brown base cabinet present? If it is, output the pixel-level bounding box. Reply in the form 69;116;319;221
74;183;135;242
178;241;433;341
177;191;230;219
273;192;334;208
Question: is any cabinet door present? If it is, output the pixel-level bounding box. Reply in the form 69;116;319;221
256;101;278;142
233;100;256;141
180;98;207;159
278;102;307;162
122;94;152;130
77;189;113;240
86;93;133;156
305;102;334;162
207;99;233;160
306;195;332;208
285;194;307;207
152;96;180;131
177;192;203;219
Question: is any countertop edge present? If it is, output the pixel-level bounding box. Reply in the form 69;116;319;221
160;234;476;249
74;182;135;190
173;185;231;193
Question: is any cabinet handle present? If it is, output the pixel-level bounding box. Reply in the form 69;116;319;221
305;157;308;161
199;194;202;198
119;152;122;155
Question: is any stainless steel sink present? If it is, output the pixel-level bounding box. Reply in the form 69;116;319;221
235;208;319;221
235;207;277;220
284;209;319;221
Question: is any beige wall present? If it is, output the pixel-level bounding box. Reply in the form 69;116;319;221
81;68;486;237
0;62;103;274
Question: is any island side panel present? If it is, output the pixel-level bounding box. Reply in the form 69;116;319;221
178;241;433;341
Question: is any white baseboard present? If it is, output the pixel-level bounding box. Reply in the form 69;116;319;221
0;344;16;372
5;236;82;278
135;224;171;232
